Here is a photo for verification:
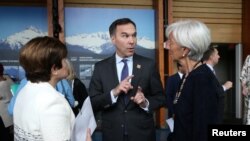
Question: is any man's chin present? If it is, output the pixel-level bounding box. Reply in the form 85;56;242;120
127;52;134;56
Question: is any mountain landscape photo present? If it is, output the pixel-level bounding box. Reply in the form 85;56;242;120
0;26;155;60
0;26;155;81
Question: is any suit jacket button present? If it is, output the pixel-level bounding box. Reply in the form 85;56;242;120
124;110;127;113
121;124;124;127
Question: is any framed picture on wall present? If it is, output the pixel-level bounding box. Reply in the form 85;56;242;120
0;6;48;81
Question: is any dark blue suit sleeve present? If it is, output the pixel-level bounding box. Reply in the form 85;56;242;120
165;73;180;118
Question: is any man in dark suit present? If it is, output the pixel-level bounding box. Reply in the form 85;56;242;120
201;46;233;122
89;18;166;141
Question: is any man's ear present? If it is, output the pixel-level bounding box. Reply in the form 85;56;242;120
111;35;115;44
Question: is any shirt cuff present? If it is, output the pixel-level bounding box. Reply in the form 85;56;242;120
140;98;149;111
110;89;118;104
222;85;226;91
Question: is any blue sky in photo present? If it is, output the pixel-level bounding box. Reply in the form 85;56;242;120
0;7;155;40
0;6;48;39
65;7;155;40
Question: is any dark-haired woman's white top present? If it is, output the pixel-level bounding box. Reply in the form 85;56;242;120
14;81;75;141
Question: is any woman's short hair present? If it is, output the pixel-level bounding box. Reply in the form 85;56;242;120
19;36;67;83
166;19;211;61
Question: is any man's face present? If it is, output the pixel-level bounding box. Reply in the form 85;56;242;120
111;23;137;58
210;48;220;65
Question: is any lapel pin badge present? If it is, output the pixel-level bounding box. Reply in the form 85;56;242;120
137;64;141;69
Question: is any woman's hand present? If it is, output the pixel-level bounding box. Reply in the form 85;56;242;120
86;128;92;141
242;82;248;96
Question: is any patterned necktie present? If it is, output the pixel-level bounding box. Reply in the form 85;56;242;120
121;59;128;81
121;59;129;105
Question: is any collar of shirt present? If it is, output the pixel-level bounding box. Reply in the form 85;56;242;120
178;72;183;79
115;54;133;63
206;63;215;74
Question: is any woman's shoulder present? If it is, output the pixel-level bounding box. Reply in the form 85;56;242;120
36;89;72;114
189;64;212;79
25;82;68;107
38;87;65;102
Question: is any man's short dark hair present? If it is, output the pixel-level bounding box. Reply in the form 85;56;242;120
109;18;136;37
201;46;216;62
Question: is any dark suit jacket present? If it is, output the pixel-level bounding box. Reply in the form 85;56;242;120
165;73;181;118
173;64;224;141
72;78;88;116
89;53;166;141
209;67;225;123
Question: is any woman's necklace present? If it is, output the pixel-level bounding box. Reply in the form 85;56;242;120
173;74;188;104
173;61;201;104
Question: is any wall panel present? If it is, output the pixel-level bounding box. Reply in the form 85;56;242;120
0;0;46;6
242;0;250;59
64;0;153;9
171;0;242;43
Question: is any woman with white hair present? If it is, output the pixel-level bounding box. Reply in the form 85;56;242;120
165;19;224;141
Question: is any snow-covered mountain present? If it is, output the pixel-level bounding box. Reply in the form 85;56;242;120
0;26;47;50
0;27;155;54
66;32;111;54
65;32;155;54
137;37;155;49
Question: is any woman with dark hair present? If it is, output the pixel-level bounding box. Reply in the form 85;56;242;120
13;36;75;140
